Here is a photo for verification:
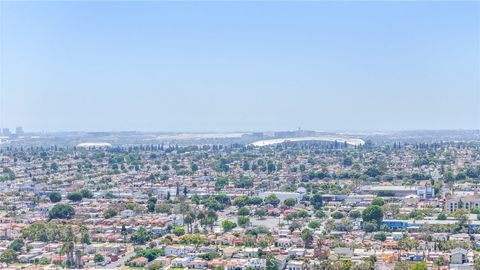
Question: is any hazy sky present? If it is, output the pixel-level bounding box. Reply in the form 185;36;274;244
1;1;479;132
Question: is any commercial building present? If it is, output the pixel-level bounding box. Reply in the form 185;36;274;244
445;195;480;212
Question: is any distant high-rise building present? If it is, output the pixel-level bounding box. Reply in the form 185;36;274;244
1;128;10;136
15;126;24;135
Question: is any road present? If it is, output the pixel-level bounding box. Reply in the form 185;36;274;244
95;248;136;269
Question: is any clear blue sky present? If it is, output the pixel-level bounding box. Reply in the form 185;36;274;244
1;1;479;132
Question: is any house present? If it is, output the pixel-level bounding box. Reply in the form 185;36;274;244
120;210;135;218
275;238;292;248
129;256;148;267
150;257;171;268
171;257;191;268
243;247;259;258
405;253;425;262
450;248;468;264
274;254;288;270
224;259;247;270
432;233;449;241
188;258;207;269
287;248;306;258
165;245;195;256
165;245;186;256
17;253;41;263
286;260;304;270
331;247;353;259
208;258;225;269
392;232;404;241
450;234;470;242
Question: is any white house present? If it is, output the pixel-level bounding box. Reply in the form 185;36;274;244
286;260;304;270
450;248;468;264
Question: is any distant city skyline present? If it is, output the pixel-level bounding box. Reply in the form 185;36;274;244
1;1;479;132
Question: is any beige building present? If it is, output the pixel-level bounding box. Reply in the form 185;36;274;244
445;195;480;212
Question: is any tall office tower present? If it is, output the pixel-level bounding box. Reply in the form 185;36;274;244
15;126;24;135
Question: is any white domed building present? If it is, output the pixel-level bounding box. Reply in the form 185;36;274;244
76;142;112;149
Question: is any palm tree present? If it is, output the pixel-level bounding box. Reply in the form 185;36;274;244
80;225;90;255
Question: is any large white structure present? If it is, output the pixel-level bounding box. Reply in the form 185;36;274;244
76;142;112;149
259;191;302;202
251;136;364;147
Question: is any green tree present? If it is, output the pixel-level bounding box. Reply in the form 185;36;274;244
199;210;218;232
310;194;323;210
437;213;447;220
80;225;91;246
191;163;199;172
332;211;345;219
147;196;157;213
131;227;150;245
233;176;253;188
373;232;386;241
343;157;353;166
255;208;267;218
308;220;321;229
394;261;411;270
184;211;196;233
103;208;118;219
94;253;104;264
242;161;250;171
299;164;306;172
191;194;200;205
67;192;82;202
215;177;229;190
238;207;250;216
362;205;384;224
349;210;361;219
267;160;276;173
301;228;313;248
8;239;23;252
49;192;62;203
264;194;280;207
248;197;263;205
238;216;250;227
315;210;326;218
371;197;385;206
173;226;185;236
121;224;128;242
155;204;171;214
0;249;17;263
284;198;296;207
49;204;75;219
221;220;237;231
50;162;59;171
365;166;382;177
80;189;93;199
411;262;427;270
233;196;249;207
474;258;480;270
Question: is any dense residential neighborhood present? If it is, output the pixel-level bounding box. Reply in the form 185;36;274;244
1;0;478;268
0;131;479;269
